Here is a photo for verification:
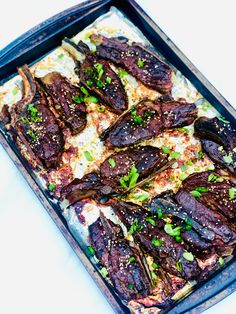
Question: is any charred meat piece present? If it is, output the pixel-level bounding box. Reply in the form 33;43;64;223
100;146;168;189
10;65;64;168
60;172;112;205
102;97;197;148
40;72;86;135
194;117;236;174
109;199;201;280
62;38;128;114
89;213;151;301
175;190;236;246
90;35;172;94
181;171;236;221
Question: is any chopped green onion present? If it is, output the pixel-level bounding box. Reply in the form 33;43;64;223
94;63;104;80
48;184;55;191
133;194;149;202
223;154;233;164
183;251;194;261
129;256;135;263
170;151;181;159
161;146;170;154
218;256;224;267
99;267;108;278
106;76;112;84
12;87;18;95
129;218;143;235
177;127;189;135
151;271;158;280
96;105;106;113
179;173;188;181
108;158;116;168
151;237;163;247
229;187;236;200
190;190;202;198
96;80;104;88
217;116;230;124
145;216;156;226
176;261;182;272
120;166;139;189
26;129;37;141
85;96;98;103
208;173;224;182
72;95;84;104
80;86;89;96
127;283;134;290
157;207;163;220
118;70;128;78
87;246;95;256
20;116;29;124
137;58;144;67
175;235;183;242
84;150;93;161
86;80;93;87
196;150;204;159
164;224;182;237
185;218;192;231
152;262;159;270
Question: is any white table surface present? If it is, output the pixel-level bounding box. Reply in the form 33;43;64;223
0;1;235;313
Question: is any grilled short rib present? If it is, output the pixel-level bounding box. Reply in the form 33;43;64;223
181;171;236;221
62;38;128;114
40;72;87;135
10;65;64;168
101;97;197;148
90;35;172;94
109;199;201;280
100;146;168;189
89;213;151;301
194;117;236;174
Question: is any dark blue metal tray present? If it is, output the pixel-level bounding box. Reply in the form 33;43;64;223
0;1;235;313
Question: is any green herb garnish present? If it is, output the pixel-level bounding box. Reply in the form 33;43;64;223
96;80;104;88
106;76;112;84
99;267;108;278
87;246;95;256
183;251;194;261
190;186;209;197
190;190;202;198
170;151;181;159
145;216;156;226
157;207;163;220
96;105;106;112
177;127;190;135
72;95;84;104
27;104;42;123
176;261;182;272
217;116;230;124
48;184;55;192
223;154;233;164
208;173;224;182
80;86;89;96
120;165;139;189
133;194;149;202
94;63;104;80
185;218;192;231
26;129;37;141
20;116;29;124
127;283;134;290
85;96;98;103
108;158;116;168
129;256;135;263
118;70;128;78
196;150;204;159
137;58;144;67
84;150;93;161
229;187;236;200
161;146;170;154
86;80;93;86
164;224;182;237
218;256;224;267
151;271;158;280
129;218;143;235
179;173;188;181
151;237;163;247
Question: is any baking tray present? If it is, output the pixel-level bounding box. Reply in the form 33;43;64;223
0;0;235;313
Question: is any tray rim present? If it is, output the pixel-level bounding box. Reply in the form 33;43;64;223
0;1;235;313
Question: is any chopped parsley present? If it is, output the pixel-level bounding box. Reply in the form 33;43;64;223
120;165;139;189
208;173;224;182
84;150;93;161
129;218;143;235
48;184;55;192
137;58;144;67
229;187;236;200
87;246;95;256
108;158;116;168
151;237;163;247
176;261;182;272
129;256;135;263
223;154;233;164
183;251;194;261
118;70;128;78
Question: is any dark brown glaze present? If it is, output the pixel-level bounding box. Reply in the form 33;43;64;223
175;190;236;246
10;65;64;168
63;38;128;114
100;146;168;189
89;213;151;301
109;199;201;280
0;104;11;125
60;172;112;205
194;117;236;174
181;171;236;221
90;35;172;94
101;97;197;148
40;72;87;135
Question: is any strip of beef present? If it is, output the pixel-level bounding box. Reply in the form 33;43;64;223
40;72;86;135
60;172;112;205
90;35;172;94
10;65;64;168
89;213;151;301
101;96;197;148
175;190;236;247
181;171;236;221
146;194;215;257
62;38;128;114
100;146;168;189
194;117;236;174
108;199;200;280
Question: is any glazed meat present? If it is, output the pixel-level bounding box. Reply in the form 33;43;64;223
10;65;64;168
194;117;236;174
100;146;168;189
175;190;236;246
181;171;236;221
101;97;197;148
109;199;201;280
40;72;86;135
62;38;128;114
90;35;172;94
60;172;112;205
89;213;151;301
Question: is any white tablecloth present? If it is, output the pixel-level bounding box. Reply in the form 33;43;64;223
0;1;235;313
